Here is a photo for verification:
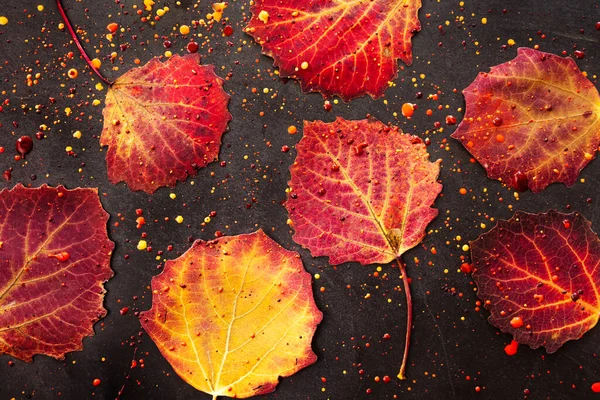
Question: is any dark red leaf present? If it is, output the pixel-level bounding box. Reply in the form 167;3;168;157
471;210;600;352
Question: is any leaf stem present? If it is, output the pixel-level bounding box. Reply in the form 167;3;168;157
55;0;112;85
212;396;218;400
396;257;412;380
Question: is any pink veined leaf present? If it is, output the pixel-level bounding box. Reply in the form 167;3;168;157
285;117;442;380
0;184;114;361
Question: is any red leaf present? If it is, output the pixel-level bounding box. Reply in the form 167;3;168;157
246;1;422;101
0;184;113;361
451;48;600;193
470;210;600;353
101;54;231;193
286;117;441;265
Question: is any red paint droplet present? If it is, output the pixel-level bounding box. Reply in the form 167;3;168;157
93;378;101;387
574;50;585;59
187;41;199;53
382;375;391;383
504;339;519;356
49;251;70;262
445;115;457;125
510;316;523;328
512;171;528;192
492;117;503;127
460;263;473;274
323;100;332;111
16;136;33;157
592;382;600;393
562;219;571;229
120;307;129;315
223;25;233;36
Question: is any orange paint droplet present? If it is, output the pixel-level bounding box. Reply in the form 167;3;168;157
49;251;70;262
401;103;416;118
495;134;505;143
287;125;297;135
504;339;519;356
591;382;600;393
107;23;119;33
459;187;467;195
510;316;523;328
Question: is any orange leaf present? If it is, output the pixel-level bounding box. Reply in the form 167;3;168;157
246;0;422;101
0;184;114;361
452;48;600;193
471;210;600;352
140;230;322;398
101;54;231;193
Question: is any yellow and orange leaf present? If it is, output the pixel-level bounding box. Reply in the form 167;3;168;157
246;0;422;101
471;210;600;352
140;230;322;399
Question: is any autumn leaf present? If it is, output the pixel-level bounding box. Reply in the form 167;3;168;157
451;47;600;193
140;230;322;399
100;54;231;193
245;0;422;101
0;184;113;361
285;117;441;378
470;210;600;353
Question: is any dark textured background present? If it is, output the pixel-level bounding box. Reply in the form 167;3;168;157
0;0;599;399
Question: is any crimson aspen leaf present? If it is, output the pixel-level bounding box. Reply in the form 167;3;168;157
470;210;600;353
0;184;113;361
101;54;231;194
140;230;322;399
285;117;442;265
285;117;441;379
245;0;422;101
451;48;600;193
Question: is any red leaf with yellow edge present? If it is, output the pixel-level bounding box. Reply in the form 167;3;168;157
140;230;322;399
451;48;600;193
470;210;600;353
285;117;441;379
0;184;114;361
245;0;422;101
101;54;231;193
286;117;442;265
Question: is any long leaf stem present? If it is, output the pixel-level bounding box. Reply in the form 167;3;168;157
396;257;412;380
55;0;112;85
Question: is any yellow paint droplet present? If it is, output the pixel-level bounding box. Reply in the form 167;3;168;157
301;61;309;70
169;193;176;199
73;131;82;139
37;5;44;11
481;17;487;24
137;240;147;250
95;82;104;91
175;215;184;224
65;146;73;152
258;10;269;23
507;38;516;46
0;16;8;25
462;244;470;252
204;216;211;223
64;107;72;116
165;50;173;58
179;25;190;35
